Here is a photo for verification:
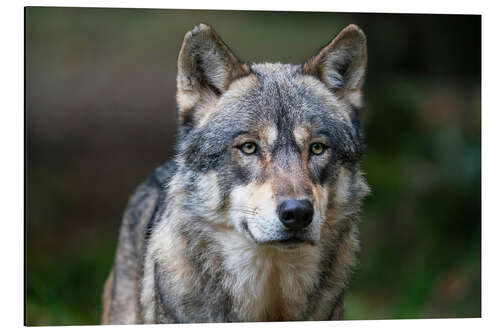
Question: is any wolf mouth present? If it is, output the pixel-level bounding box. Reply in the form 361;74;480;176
270;236;317;248
242;221;315;248
277;237;313;245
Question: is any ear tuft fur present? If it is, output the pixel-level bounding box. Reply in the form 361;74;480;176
176;24;249;131
302;24;367;105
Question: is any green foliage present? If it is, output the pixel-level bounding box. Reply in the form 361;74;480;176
26;235;116;325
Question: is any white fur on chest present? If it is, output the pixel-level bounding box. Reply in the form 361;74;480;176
213;230;321;321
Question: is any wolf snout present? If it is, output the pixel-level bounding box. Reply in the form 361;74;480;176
277;199;314;231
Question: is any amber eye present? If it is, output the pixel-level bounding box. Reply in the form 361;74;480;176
310;142;326;155
240;142;257;155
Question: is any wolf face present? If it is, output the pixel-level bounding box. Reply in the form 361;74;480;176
175;24;367;249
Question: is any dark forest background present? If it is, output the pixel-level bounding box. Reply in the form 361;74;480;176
25;7;481;325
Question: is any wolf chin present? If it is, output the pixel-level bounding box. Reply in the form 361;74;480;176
102;23;369;324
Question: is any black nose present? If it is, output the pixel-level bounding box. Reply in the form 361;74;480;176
277;199;314;231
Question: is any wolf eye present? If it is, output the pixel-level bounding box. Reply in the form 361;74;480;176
310;142;326;155
240;142;257;155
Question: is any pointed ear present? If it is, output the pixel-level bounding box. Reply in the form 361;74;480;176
176;24;249;131
302;24;367;107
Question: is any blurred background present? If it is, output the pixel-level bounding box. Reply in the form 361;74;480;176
25;7;481;325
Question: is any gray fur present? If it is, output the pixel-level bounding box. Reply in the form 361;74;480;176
102;23;369;324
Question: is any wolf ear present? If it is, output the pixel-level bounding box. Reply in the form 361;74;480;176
302;24;367;107
176;24;249;131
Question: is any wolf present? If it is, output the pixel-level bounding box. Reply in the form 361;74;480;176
101;23;369;324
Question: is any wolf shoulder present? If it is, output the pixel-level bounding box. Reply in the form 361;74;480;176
121;160;178;251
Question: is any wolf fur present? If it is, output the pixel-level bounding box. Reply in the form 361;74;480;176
102;23;369;324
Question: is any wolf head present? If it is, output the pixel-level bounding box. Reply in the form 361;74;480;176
174;24;368;248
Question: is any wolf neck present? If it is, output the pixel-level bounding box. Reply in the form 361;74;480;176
210;227;322;321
